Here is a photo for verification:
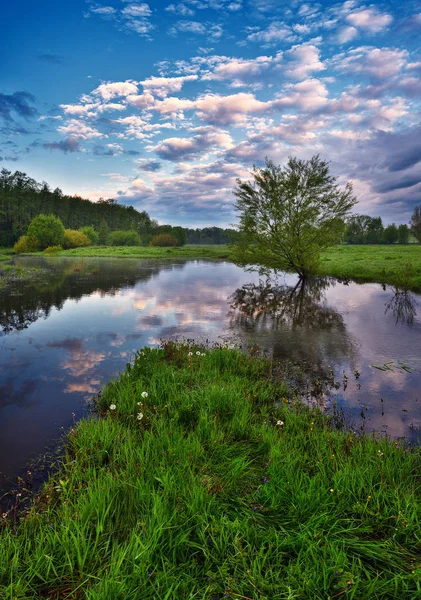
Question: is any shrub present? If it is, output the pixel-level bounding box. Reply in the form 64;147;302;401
43;245;63;254
13;235;39;254
107;230;141;246
27;214;65;249
150;233;179;247
79;226;99;245
63;229;91;249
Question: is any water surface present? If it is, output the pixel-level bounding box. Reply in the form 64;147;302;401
0;256;420;492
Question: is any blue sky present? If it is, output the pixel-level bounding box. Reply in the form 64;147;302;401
1;0;421;227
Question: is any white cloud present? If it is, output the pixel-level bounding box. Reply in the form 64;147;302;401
140;74;198;98
284;43;325;80
332;47;408;79
121;3;152;18
346;8;392;32
247;22;295;45
58;119;103;140
92;80;139;101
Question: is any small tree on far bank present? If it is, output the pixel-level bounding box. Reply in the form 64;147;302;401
232;156;357;278
27;214;65;249
410;206;421;242
383;223;398;244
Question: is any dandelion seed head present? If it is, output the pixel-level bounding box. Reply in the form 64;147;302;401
109;404;116;411
137;412;144;420
141;391;148;398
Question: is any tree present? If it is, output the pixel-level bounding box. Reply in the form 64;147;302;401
398;224;409;244
98;219;110;245
232;156;357;278
365;217;384;244
27;214;65;249
409;206;421;242
79;226;99;245
383;223;398;244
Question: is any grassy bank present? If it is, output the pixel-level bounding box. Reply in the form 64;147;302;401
3;243;421;290
38;244;231;260
1;344;420;599
320;245;421;291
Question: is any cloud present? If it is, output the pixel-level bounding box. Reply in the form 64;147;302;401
346;8;392;33
43;136;81;153
246;22;295;45
139;74;198;98
332;47;407;79
121;3;152;18
136;159;163;171
0;92;37;123
58;119;103;139
165;3;195;16
201;53;281;85
284;43;325;80
150;126;233;160
169;20;223;39
92;80;139;101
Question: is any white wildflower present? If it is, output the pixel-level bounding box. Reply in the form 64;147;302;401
377;450;383;457
276;420;284;427
141;391;148;398
137;412;144;420
110;404;116;411
137;401;143;407
201;353;206;357
188;352;193;356
196;351;201;356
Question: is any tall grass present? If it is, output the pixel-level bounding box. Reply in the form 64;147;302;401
1;343;420;599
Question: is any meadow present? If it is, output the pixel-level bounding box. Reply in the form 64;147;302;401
1;344;420;599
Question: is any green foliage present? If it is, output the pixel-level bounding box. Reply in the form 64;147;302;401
185;226;238;244
107;230;141;246
232;156;357;278
43;245;63;254
150;233;179;247
13;235;39;254
98;218;110;245
345;215;384;244
154;225;186;246
79;225;99;245
410;206;421;242
383;223;399;244
0;169;154;246
27;214;65;250
63;229;91;249
398;224;409;244
1;345;420;599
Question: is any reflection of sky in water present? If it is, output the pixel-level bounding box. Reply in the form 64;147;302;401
0;257;420;488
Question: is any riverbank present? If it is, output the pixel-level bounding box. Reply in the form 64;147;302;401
1;344;420;599
320;245;421;291
2;244;421;291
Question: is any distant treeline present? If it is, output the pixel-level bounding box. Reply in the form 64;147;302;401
0;169;237;247
345;214;420;244
185;227;238;245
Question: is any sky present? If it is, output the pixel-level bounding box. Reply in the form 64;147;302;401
1;0;421;227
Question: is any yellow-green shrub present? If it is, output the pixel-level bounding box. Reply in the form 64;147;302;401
149;233;179;247
63;229;91;249
13;235;39;254
43;245;63;254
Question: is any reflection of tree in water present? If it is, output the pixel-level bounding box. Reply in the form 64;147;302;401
229;277;355;368
0;257;187;334
384;287;417;326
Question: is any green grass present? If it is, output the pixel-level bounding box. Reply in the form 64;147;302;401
38;244;231;260
319;245;421;291
1;344;420;599
3;243;421;290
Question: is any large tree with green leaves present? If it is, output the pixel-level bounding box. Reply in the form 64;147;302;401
232;156;357;278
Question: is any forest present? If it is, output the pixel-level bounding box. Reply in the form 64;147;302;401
0;169;237;247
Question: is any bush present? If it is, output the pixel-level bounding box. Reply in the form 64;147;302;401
43;245;63;254
150;233;179;247
63;229;91;249
79;226;99;245
13;235;39;254
107;230;141;246
27;214;65;249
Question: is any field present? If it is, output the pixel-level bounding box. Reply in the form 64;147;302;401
37;244;231;261
319;245;421;291
1;344;420;599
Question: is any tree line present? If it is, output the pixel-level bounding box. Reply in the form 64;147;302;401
0;169;238;247
345;213;421;244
